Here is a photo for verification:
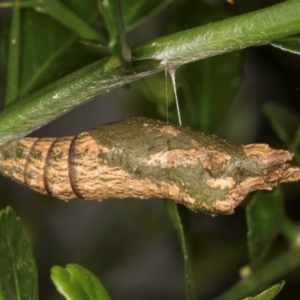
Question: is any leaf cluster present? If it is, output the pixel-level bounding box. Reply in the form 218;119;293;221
1;0;300;299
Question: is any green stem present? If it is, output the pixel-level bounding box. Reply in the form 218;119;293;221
1;1;300;145
166;201;196;300
132;1;300;66
0;1;36;8
215;245;300;300
280;216;300;245
0;2;14;8
98;0;131;66
5;0;20;107
289;126;300;164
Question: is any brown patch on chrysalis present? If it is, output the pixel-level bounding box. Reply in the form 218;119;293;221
158;125;181;136
142;122;181;136
206;177;235;190
145;149;206;167
145;149;230;171
200;150;231;170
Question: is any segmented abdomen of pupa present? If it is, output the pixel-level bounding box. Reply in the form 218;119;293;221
0;130;153;201
0;119;182;201
0;136;76;199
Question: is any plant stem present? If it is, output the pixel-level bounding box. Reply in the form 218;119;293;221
215;245;300;300
98;0;131;66
1;1;300;144
132;0;300;66
166;201;196;299
281;216;300;245
5;0;20;107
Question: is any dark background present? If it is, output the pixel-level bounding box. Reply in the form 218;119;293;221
1;0;300;299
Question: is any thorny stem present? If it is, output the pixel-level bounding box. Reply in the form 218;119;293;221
215;244;300;300
281;216;300;246
1;1;300;144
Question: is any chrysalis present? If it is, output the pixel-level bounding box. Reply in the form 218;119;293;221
0;117;299;215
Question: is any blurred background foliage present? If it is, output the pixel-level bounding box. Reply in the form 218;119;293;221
1;0;300;299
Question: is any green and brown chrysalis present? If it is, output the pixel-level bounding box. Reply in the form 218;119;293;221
0;117;299;215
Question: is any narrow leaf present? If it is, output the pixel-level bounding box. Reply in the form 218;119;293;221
166;200;196;300
246;187;284;269
5;0;21;106
263;102;300;144
263;103;300;163
271;34;300;55
289;126;300;164
16;4;100;96
1;0;300;144
122;0;174;31
181;51;241;132
0;2;34;8
51;264;112;300
1;0;103;98
242;281;285;300
169;0;241;132
37;0;103;41
215;246;300;300
98;0;131;66
0;207;38;300
280;217;300;245
132;72;175;119
0;2;13;8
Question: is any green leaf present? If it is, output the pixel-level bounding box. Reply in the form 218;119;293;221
280;217;300;245
263;102;300;144
98;0;131;66
2;0;102;98
242;281;285;300
17;4;100;97
216;246;300;300
132;72;175;119
5;0;21;107
246;187;284;269
289;126;300;164
132;0;241;127
51;264;112;300
169;0;241;132
122;0;174;31
271;34;300;55
263;103;300;163
166;200;196;300
35;0;102;41
0;206;38;300
180;51;241;132
2;0;105;100
2;0;300;144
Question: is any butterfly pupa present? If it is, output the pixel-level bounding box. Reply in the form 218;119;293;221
0;117;299;215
